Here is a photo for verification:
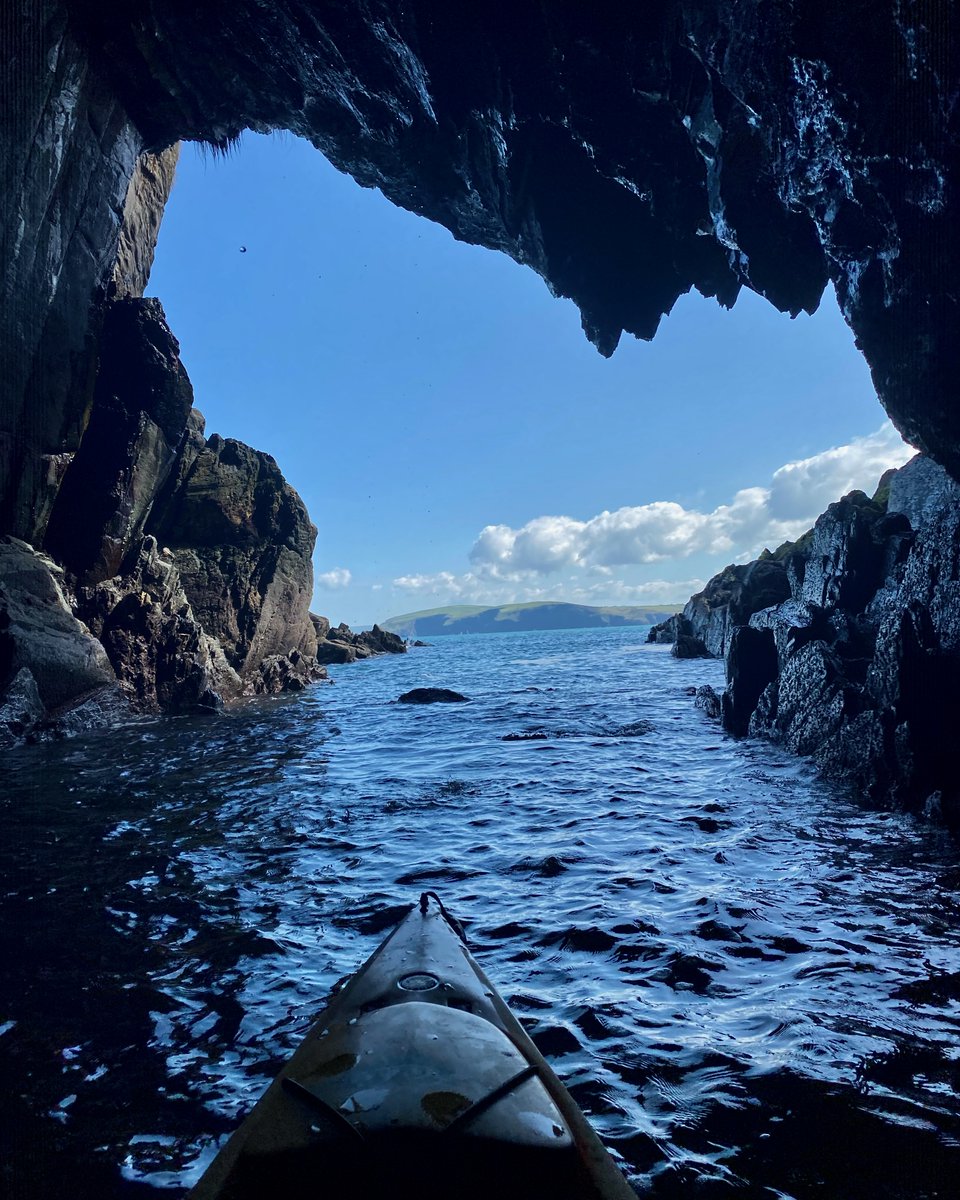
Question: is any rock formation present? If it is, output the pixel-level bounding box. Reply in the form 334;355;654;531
661;456;960;827
398;688;470;705
5;3;958;500
2;4;959;784
315;622;407;665
0;538;127;745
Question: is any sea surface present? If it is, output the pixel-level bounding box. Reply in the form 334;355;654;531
2;627;959;1198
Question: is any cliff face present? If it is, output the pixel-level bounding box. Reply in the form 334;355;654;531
669;457;960;827
55;0;957;473
1;4;958;760
3;3;958;517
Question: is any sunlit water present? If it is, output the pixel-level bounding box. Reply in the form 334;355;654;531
2;628;959;1198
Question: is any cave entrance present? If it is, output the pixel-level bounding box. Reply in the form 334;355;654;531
147;132;906;631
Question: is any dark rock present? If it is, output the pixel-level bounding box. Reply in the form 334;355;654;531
147;433;320;676
683;558;792;657
398;688;469;705
0;668;46;747
647;614;683;644
0;537;118;711
318;622;407;663
694;685;722;720
606;720;656;737
314;640;359;666
665;454;960;823
769;641;851;756
357;625;406;656
722;626;779;737
36;683;132;741
673;632;711;659
248;651;328;696
796;490;888;613
412;640;430;648
531;1026;581;1057
54;2;957;478
502;730;550;741
78;536;240;712
44;297;196;585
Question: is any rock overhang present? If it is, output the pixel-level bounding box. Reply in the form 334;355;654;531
54;1;953;471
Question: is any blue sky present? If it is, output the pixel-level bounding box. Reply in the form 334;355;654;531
149;133;912;626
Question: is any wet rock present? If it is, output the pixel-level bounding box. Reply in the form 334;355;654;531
398;688;469;705
36;683;132;741
531;1026;582;1057
647;614;683;644
683;558;792;657
722;627;778;737
0;668;46;746
44;298;196;585
694;685;722;720
0;537;118;711
673;631;711;659
796;490;889;613
538;856;567;877
502;730;550;741
78;536;240;712
247;651;328;696
317;622;407;663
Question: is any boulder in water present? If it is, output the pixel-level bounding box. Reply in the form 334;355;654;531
398;687;469;704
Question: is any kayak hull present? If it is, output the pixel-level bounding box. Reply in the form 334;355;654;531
190;897;635;1200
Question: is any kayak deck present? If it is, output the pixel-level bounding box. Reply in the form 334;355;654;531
191;896;635;1199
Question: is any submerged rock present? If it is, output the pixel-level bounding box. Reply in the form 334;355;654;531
398;688;469;705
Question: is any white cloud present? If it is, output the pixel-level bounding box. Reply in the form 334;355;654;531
316;567;352;589
766;422;910;521
468;423;912;575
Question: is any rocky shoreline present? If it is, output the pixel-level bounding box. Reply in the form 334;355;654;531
651;455;960;828
3;6;958;819
0;264;404;749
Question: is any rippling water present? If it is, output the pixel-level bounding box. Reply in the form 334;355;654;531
2;627;959;1198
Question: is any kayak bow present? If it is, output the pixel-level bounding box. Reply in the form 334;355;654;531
191;894;635;1199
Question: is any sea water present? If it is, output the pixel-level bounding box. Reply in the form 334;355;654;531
2;627;959;1197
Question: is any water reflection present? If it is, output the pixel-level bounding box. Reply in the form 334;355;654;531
1;629;958;1197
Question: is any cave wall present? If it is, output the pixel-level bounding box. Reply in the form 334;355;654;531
2;5;144;541
56;0;957;474
3;2;957;540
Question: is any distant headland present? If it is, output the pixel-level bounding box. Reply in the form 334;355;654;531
380;602;680;638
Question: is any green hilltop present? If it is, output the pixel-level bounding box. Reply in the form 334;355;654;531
380;601;680;638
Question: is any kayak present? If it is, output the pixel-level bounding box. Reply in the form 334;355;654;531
190;893;636;1199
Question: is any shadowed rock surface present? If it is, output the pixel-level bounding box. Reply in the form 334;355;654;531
398;688;470;705
0;538;118;711
4;3;959;535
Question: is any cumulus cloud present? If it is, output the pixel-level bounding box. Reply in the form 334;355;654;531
469;423;912;575
316;567;352;589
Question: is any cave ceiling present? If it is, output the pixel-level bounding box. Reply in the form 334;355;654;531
57;1;960;474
